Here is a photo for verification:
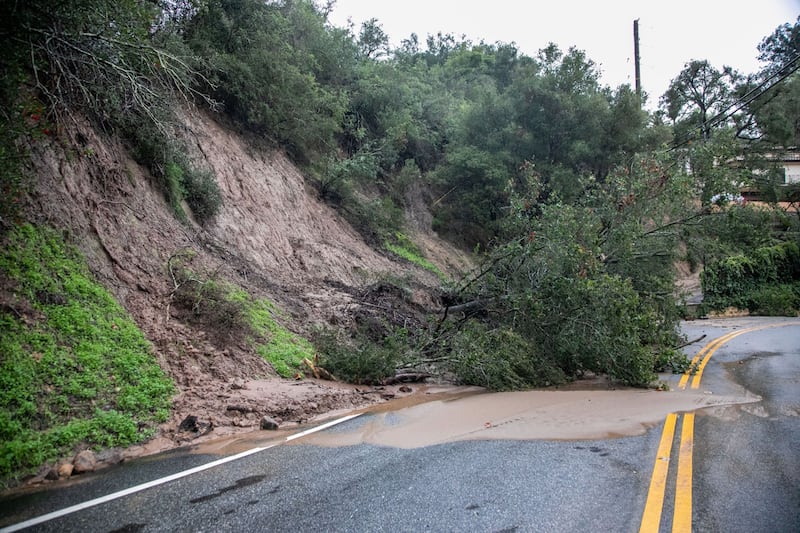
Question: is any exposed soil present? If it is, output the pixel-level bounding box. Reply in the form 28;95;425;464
14;109;472;481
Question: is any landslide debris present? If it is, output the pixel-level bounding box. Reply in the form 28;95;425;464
3;109;470;485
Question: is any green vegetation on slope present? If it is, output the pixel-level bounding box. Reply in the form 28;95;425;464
246;294;316;378
385;233;444;279
169;259;314;379
0;225;174;486
701;241;800;315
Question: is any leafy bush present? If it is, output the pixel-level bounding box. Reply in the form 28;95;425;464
654;348;693;374
746;284;800;316
172;272;251;340
524;275;660;386
0;225;174;486
127;120;223;225
183;167;223;224
448;322;565;391
314;326;403;384
701;241;800;315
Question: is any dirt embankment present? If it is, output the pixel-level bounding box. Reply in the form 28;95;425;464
22;109;471;462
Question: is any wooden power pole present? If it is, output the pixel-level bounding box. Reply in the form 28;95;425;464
633;19;642;101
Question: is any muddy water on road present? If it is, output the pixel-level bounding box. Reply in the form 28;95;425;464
295;386;760;448
189;381;760;455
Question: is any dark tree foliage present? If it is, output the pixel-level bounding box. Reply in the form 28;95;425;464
183;0;349;162
662;60;741;141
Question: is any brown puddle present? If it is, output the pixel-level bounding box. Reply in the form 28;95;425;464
294;387;761;448
189;383;761;454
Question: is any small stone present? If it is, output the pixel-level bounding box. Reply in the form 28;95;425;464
178;415;200;432
95;449;123;466
260;416;279;430
231;378;247;390
45;468;59;481
399;386;412;393
58;462;74;478
72;450;97;474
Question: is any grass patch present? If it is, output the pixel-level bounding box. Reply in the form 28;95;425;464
385;232;444;279
246;297;315;378
170;262;314;379
0;224;174;487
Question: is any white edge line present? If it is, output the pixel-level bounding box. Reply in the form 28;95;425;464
2;412;362;532
285;413;362;442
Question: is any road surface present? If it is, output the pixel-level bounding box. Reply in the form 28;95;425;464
1;316;798;532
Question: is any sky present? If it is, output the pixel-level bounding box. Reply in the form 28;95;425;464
328;0;799;108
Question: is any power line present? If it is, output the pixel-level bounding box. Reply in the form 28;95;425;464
667;53;800;151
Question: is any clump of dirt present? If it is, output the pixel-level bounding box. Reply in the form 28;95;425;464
14;109;470;479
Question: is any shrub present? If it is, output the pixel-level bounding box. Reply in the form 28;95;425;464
448;322;565;391
183;167;223;225
654;348;693;374
172;275;251;341
701;241;800;315
128;120;223;225
746;284;800;316
314;326;403;384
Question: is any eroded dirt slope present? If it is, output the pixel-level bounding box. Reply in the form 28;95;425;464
21;109;470;460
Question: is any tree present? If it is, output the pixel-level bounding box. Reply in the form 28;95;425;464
662;60;741;141
184;0;346;161
437;152;694;387
743;17;800;147
357;18;390;59
757;16;800;77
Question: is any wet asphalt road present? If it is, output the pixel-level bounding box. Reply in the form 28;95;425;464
1;317;798;532
2;429;659;532
680;317;800;533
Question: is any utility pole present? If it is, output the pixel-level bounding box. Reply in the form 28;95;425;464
633;19;642;102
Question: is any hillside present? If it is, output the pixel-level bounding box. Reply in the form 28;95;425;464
3;2;797;489
8;109;470;479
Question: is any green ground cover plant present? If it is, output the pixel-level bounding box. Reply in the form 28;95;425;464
246;296;316;378
170;261;314;379
385;232;444;279
0;224;174;487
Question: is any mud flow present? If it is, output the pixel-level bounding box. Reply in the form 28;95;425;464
188;377;761;455
293;385;759;448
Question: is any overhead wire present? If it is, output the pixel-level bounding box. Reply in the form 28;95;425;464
667;52;800;151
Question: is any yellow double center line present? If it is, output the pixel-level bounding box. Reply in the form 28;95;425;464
677;326;765;390
639;322;794;532
639;412;695;533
